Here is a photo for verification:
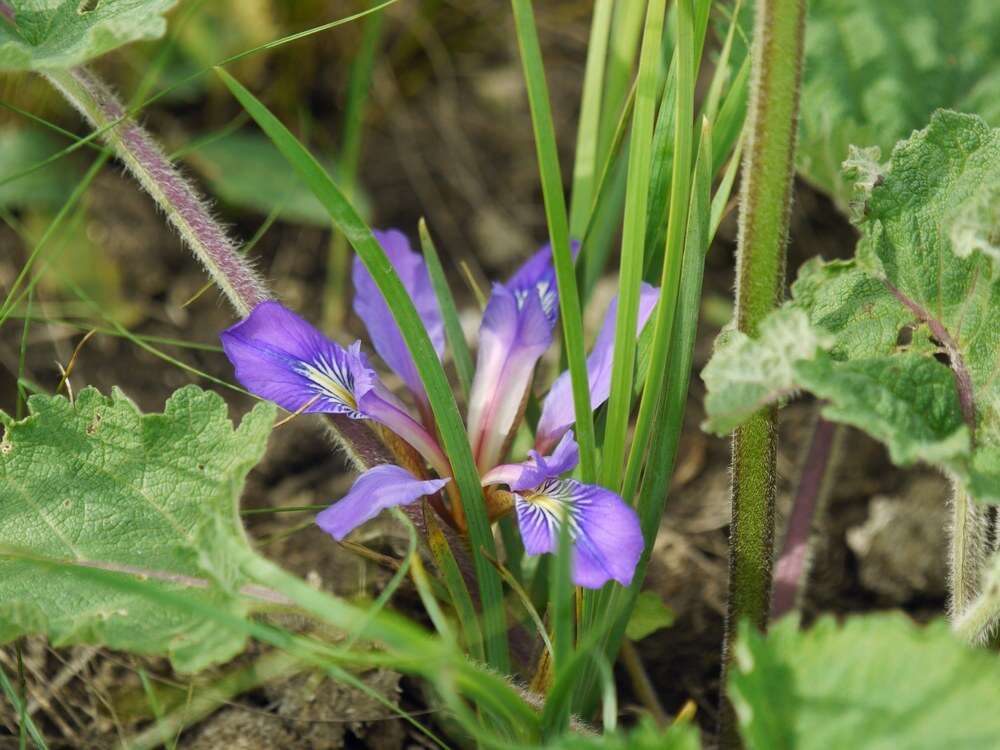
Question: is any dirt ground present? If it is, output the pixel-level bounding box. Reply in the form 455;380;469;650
0;2;952;747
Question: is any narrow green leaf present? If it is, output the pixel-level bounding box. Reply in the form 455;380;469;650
548;506;574;734
600;0;666;490
215;67;510;671
509;0;596;482
419;218;475;399
424;502;484;662
568;0;613;238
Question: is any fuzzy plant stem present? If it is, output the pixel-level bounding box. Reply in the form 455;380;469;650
44;66;271;317
720;0;806;744
949;477;989;620
953;551;1000;645
770;417;840;620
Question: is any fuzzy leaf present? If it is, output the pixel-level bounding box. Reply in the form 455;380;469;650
730;614;1000;749
799;0;1000;207
0;386;275;671
702;308;829;434
703;112;1000;501
0;0;178;71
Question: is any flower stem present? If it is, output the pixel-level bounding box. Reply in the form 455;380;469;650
770;416;840;620
44;66;270;317
720;0;806;743
953;551;1000;645
949;477;988;620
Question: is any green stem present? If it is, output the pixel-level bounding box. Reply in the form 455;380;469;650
953;552;1000;645
720;0;806;743
949;478;988;619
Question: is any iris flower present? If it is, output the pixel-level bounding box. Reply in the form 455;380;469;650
221;229;657;588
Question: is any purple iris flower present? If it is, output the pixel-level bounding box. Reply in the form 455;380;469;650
221;229;653;589
482;432;642;587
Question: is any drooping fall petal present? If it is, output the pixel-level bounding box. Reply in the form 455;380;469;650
515;478;643;589
316;464;449;540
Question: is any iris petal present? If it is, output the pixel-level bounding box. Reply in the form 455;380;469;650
514;478;643;589
352;229;445;404
221;301;449;474
466;284;554;471
481;431;579;491
221;301;376;417
316;464;449;540
536;282;660;453
505;240;580;324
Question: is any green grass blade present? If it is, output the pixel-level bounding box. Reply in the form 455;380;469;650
568;0;613;238
622;0;698;508
596;0;647;169
0;664;48;750
214;68;510;672
424;503;485;662
599;0;667;491
509;0;596;482
546;507;574;736
419;218;475;399
711;53;750;174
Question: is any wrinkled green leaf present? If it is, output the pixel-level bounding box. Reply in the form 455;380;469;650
184;131;369;227
0;0;178;71
703;111;1000;501
702;308;829;434
731;613;1000;749
624;591;676;642
0;386;275;671
799;0;1000;206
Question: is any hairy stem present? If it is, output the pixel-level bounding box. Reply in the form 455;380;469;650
949;477;988;619
770;417;840;619
953;552;1000;645
721;0;806;744
44;66;270;317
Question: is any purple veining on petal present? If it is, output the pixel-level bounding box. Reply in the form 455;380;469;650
221;301;448;472
536;282;660;453
316;464;449;540
514;479;643;589
505;240;581;324
466;284;554;471
481;431;579;491
352;229;445;404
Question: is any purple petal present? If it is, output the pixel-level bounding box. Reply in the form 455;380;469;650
467;284;554;471
514;479;643;588
536;282;660;453
352;229;445;402
505;240;581;324
221;300;377;418
481;431;579;491
317;464;449;540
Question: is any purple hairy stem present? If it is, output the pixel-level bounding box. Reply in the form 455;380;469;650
0;2;15;23
44;66;270;317
770;416;839;620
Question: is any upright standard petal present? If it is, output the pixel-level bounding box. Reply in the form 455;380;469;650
536;282;660;453
514;479;643;589
505;240;581;324
466;284;553;471
352;229;445;403
316;464;449;540
222;301;449;473
481;430;579;491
